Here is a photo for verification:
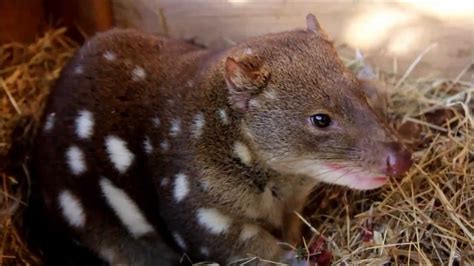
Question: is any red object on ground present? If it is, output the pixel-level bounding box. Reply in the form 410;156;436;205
308;236;333;266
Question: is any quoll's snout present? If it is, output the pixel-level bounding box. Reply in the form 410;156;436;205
381;142;413;176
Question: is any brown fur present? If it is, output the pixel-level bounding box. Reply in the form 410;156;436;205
33;15;411;265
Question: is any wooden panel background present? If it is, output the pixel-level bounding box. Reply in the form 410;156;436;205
0;0;45;44
112;0;474;78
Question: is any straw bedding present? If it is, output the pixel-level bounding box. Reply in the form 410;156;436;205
0;28;77;265
0;29;472;265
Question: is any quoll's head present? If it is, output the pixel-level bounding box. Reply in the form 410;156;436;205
224;14;412;190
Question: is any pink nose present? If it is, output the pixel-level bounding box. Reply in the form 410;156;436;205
382;142;413;176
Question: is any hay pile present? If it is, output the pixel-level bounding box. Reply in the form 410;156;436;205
0;28;78;265
0;29;472;265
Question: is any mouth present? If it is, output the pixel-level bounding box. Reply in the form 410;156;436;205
372;176;389;182
268;159;390;190
319;163;389;190
353;175;389;190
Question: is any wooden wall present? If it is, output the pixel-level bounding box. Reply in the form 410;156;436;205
0;0;113;44
2;0;471;78
112;0;474;78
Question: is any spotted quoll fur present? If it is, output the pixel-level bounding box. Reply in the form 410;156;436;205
33;15;412;265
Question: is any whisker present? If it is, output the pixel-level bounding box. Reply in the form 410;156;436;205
325;146;363;152
304;165;354;204
262;146;363;154
331;167;357;184
266;157;362;166
261;149;362;160
332;167;366;184
296;155;362;161
306;166;367;204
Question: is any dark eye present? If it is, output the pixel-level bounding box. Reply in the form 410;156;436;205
310;114;332;128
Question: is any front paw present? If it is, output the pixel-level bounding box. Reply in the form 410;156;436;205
281;243;332;266
282;250;307;266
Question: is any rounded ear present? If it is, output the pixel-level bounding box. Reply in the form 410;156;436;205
306;13;322;33
306;13;330;39
224;56;270;112
359;79;387;117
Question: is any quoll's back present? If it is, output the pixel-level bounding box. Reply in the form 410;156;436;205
33;15;412;265
33;30;206;265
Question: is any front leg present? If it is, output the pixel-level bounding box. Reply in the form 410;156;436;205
229;223;285;264
202;222;303;265
229;222;315;266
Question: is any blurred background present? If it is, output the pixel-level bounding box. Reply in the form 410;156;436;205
1;0;473;78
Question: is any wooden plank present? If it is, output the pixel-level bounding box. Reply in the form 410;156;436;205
111;0;474;77
45;0;114;41
0;0;45;44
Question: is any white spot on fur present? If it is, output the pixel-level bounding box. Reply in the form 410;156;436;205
248;99;260;108
239;224;259;241
143;136;153;154
103;51;116;61
43;113;56;132
173;232;186;249
160;140;170;151
58;190;86;228
73;65;83;74
105;135;135;174
152;117;161;127
131;66;146;81
99;178;154;238
263;89;278;100
98;247;116;263
244;47;253;55
173;173;189;202
218;109;229;125
200;246;210;256
160;177;170;187
191;112;205;138
187;80;194;87
66;146;87;175
169;119;181;137
75;110;94;139
233;141;252;165
196;208;231;235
